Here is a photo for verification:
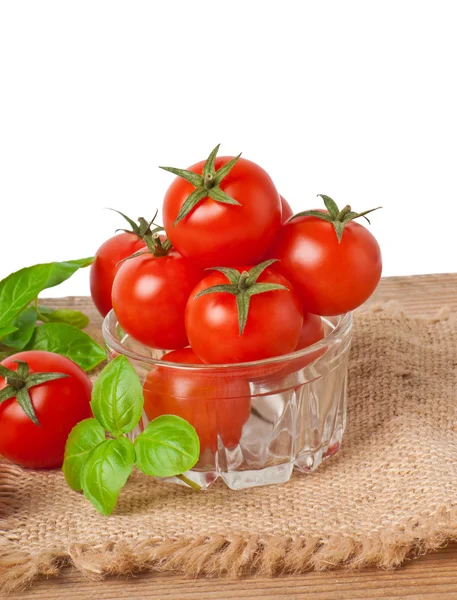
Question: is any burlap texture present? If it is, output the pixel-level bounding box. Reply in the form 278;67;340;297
1;303;457;593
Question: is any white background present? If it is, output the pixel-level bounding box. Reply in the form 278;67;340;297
0;1;456;297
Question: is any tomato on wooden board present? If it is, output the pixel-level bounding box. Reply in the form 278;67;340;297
161;145;281;268
185;260;303;364
268;195;382;315
280;195;294;223
143;348;251;452
0;351;92;469
112;246;203;350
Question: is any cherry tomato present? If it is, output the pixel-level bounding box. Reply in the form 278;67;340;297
186;266;303;364
143;348;251;452
268;214;382;315
280;195;294;223
90;232;146;317
112;251;203;349
0;351;92;469
162;154;281;268
296;312;325;350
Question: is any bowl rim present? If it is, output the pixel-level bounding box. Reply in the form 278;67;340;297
102;309;352;371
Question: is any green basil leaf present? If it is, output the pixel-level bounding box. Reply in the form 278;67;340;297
43;257;94;290
26;323;105;371
0;326;18;340
0;264;53;328
63;418;106;491
134;415;200;478
38;307;89;329
0;257;94;328
1;307;37;350
80;437;135;516
91;355;143;437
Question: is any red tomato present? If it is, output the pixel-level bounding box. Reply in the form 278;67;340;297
143;348;251;452
162;155;281;267
186;267;303;364
268;214;382;315
280;195;294;223
0;351;92;469
296;313;325;350
248;313;326;382
90;232;146;317
112;251;203;349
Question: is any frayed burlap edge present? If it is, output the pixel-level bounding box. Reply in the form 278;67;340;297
0;305;455;593
1;504;457;594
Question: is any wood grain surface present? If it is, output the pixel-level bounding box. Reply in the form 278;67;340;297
9;273;457;600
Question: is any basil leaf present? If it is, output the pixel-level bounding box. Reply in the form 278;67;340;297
91;355;143;437
1;307;37;350
26;323;105;371
0;257;94;328
43;257;94;290
38;307;89;329
134;415;200;478
63;418;106;491
80;437;135;516
0;326;18;340
0;264;53;328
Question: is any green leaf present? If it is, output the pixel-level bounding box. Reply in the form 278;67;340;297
292;210;334;223
38;307;89;329
0;386;17;404
159;166;203;188
91;355;143;437
318;194;339;218
0;326;18;340
43;257;94;290
174;187;208;225
247;283;289;297
80;437;135;516
212;153;242;186
134;415;200;478
206;266;241;285
1;307;37;350
107;208;139;233
333;220;345;243
236;293;251;335
16;387;39;425
63;418;106;491
194;283;235;299
202;144;220;177
245;259;279;286
26;323;105;372
0;257;94;329
0;264;53;328
207;187;241;206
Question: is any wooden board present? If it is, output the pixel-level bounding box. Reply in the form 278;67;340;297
9;273;457;600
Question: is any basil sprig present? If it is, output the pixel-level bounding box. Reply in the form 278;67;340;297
0;258;104;371
63;356;200;515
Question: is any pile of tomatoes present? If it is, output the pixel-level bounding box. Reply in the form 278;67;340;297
90;145;382;453
91;144;382;363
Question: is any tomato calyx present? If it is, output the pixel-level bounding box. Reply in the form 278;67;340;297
114;209;174;265
0;361;68;426
160;144;243;226
195;259;288;335
108;208;164;239
292;194;382;242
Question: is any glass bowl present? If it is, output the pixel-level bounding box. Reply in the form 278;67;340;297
102;310;352;490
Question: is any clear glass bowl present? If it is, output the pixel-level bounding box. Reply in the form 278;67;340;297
102;310;352;490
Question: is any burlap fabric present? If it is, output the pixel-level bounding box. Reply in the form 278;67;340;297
1;303;457;593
